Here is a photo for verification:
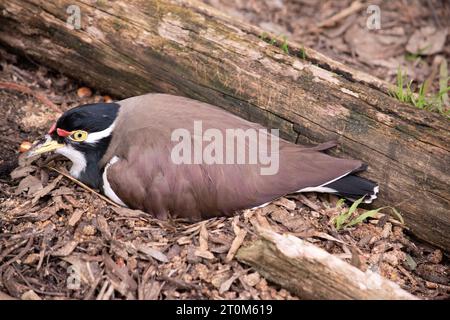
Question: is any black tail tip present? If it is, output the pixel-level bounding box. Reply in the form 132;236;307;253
324;175;379;204
360;185;379;204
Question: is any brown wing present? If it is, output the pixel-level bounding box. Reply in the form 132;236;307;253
103;94;362;220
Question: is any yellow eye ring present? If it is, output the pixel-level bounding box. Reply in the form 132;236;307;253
69;130;88;142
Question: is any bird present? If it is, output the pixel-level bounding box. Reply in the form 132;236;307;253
27;93;378;221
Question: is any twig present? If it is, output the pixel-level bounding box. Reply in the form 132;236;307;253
156;275;200;290
426;0;442;29
296;194;322;212
0;239;28;263
0;237;34;272
317;1;364;28
0;80;61;113
84;275;104;300
45;166;120;208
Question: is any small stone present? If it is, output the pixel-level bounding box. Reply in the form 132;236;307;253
310;211;320;218
103;95;113;103
186;245;201;264
242;272;260;287
259;291;272;300
19;141;32;153
182;273;193;283
125;219;135;229
383;251;400;266
239;291;252;299
427;249;443;264
82;224;96;236
194;263;210;282
211;273;229;289
23;253;40;265
128;256;138;271
115;257;126;268
278;289;289;298
21;290;41;300
223;291;237;299
77;87;92;98
256;278;268;291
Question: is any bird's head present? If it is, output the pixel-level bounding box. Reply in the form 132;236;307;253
28;102;120;187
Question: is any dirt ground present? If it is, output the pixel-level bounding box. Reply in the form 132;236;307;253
0;0;449;300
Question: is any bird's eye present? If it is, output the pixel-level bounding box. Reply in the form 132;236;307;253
69;130;88;142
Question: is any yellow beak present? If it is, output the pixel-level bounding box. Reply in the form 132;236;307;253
27;138;64;158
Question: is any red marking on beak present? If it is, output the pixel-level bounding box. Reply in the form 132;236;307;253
56;128;72;137
48;122;56;134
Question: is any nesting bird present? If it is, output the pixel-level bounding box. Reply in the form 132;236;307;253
28;93;378;220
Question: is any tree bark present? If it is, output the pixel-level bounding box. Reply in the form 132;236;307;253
236;228;417;300
0;0;449;250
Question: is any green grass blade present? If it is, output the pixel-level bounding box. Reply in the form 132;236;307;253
336;198;346;208
335;196;365;230
348;196;364;216
344;207;385;228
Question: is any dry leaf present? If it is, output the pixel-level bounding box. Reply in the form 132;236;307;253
211;272;231;289
63;255;102;286
52;240;79;257
219;274;240;294
51;186;74;196
194;250;215;260
313;231;346;244
103;253;137;295
141;280;162;300
96;215;112;239
137;245;169;263
177;236;192;245
254;211;272;230
241;272;260;287
68;209;84;227
23;253;40;265
406;26;448;55
198;222;209;251
194;222;215;259
15;175;43;196
226;219;248;262
344;24;407;62
273;197;296;210
31;175;63;205
10;166;35;180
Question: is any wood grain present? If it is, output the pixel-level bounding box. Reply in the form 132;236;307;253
237;229;417;300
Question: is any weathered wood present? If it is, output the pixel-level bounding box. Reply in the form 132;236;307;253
236;229;417;300
0;0;449;250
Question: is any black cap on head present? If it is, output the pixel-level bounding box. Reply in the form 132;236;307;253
55;102;120;134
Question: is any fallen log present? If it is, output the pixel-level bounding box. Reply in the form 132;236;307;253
0;0;449;250
236;229;417;300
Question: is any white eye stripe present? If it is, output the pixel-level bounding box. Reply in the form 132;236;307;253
85;120;116;144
